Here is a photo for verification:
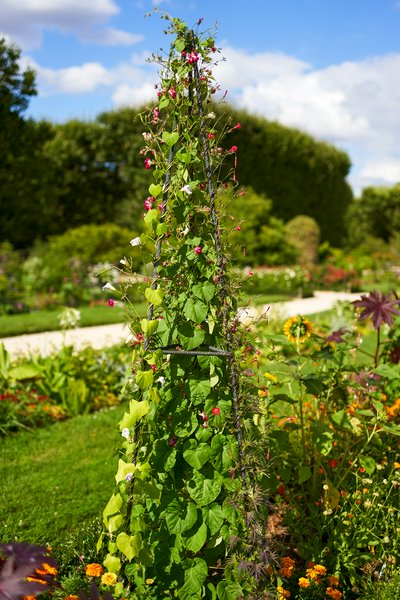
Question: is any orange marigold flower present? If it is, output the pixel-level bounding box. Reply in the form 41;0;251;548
394;462;400;469
85;563;104;577
326;587;343;599
298;577;311;588
35;562;58;576
276;586;291;598
22;596;36;600
328;575;340;587
281;557;296;568
64;596;79;600
26;577;47;585
279;567;294;578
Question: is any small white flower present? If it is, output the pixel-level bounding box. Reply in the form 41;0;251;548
130;236;141;246
206;112;216;119
182;226;190;235
180;185;192;195
121;428;130;439
125;472;134;482
102;282;116;291
157;376;166;386
120;258;127;265
142;132;152;142
125;334;134;344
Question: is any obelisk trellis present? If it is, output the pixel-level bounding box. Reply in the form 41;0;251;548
100;15;270;600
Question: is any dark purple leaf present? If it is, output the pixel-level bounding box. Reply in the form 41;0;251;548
353;291;400;329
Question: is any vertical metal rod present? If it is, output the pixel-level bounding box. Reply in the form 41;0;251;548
191;31;247;487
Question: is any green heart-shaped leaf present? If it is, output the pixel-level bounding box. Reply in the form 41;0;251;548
187;471;222;506
183;298;207;323
116;532;141;560
145;286;164;306
183;439;211;469
162;131;179;147
149;183;162;197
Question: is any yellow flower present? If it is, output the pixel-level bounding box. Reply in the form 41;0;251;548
394;462;400;469
306;563;326;581
85;563;104;577
258;389;269;397
276;586;291;598
313;564;327;576
298;577;311;588
146;578;155;585
64;596;79;600
264;372;278;383
283;316;312;344
101;572;118;586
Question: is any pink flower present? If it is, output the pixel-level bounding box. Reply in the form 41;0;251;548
144;196;155;210
186;51;199;64
194;246;202;255
149;364;157;371
151;107;160;124
201;411;208;422
169;87;176;99
208;132;214;140
229;145;238;153
232;122;241;130
235;226;241;231
158;202;163;211
168;437;177;447
211;407;220;415
108;299;115;307
144;157;152;169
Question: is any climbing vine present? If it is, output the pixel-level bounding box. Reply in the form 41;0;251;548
99;14;270;599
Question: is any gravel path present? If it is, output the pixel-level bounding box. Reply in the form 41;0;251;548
1;290;362;359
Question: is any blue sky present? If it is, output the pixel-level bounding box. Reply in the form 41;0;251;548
2;0;400;193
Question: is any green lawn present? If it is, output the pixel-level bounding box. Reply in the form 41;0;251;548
0;304;147;338
0;405;125;546
0;297;292;338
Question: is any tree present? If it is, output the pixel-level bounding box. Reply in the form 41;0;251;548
219;187;296;266
346;184;400;246
0;37;36;116
0;37;45;249
215;106;353;246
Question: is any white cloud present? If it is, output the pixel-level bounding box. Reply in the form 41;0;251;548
112;83;156;107
215;47;400;191
0;0;140;48
25;53;157;100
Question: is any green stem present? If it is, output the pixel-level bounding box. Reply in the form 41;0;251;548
374;326;381;368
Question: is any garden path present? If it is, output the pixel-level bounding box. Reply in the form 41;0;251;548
1;290;362;359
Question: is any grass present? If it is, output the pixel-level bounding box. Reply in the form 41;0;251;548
0;303;147;338
0;297;292;338
0;404;126;545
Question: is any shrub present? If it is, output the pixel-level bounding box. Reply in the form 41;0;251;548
285;214;320;267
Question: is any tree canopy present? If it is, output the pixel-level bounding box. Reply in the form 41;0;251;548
0;36;355;253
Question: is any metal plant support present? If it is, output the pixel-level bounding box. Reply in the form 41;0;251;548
145;30;247;487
